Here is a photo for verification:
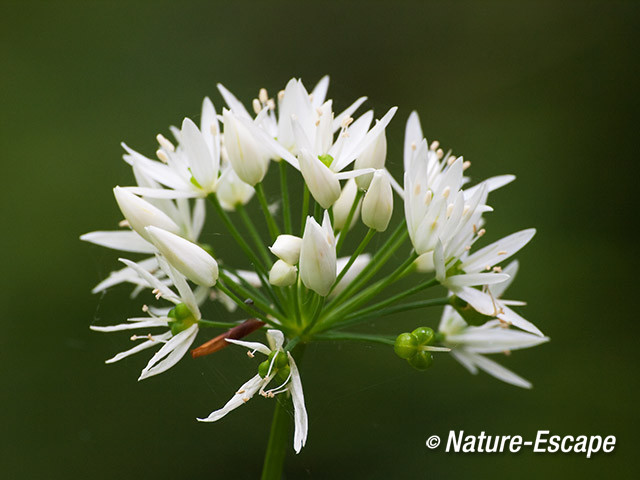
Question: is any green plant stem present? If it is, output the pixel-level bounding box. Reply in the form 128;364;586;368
336;189;364;254
279;161;292;233
255;182;280;240
207;194;268;276
330;228;375;295
219;272;283;318
329;295;448;331
197;319;239;328
215;280;275;326
313;331;396;346
326;220;408;311
260;396;290;480
318;252;419;331
260;343;306;480
237;204;272;266
300;185;310;235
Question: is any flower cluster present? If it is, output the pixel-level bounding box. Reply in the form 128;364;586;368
83;76;547;455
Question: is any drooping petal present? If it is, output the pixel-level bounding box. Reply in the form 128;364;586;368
138;324;199;380
197;374;264;422
288;353;308;453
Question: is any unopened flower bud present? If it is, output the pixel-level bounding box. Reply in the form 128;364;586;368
355;129;387;189
113;187;180;242
145;226;218;287
299;211;336;296
270;235;302;265
298;149;341;209
332;178;360;231
222;109;269;186
269;260;297;287
361;170;393;232
217;167;255;211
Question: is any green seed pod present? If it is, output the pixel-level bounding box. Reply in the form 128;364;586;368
276;365;291;382
275;351;288;369
394;333;418;359
408;351;433;370
411;326;434;345
258;360;271;378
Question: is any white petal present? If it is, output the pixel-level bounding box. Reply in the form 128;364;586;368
181;117;217;190
138;324;199;380
197;374;264;422
81;231;156;254
104;331;172;364
403;111;424;170
266;329;285;351
226;339;271;356
119;258;180;303
498;305;545;337
333;96;367;132
461;229;536;273
311;75;329;108
146;226;218;287
446;273;510;289
467;352;532;389
288;353;308;453
90;319;168;332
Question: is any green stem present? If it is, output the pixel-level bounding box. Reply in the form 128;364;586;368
326;221;408;311
260;343;306;479
300;185;309;235
336;189;364;254
329;295;448;331
215;280;276;326
330;228;375;295
207;194;268;276
261;397;290;480
318;252;420;330
279;161;292;233
197;319;239;328
256;183;280;240
219;271;283;319
313;331;396;346
237;204;272;266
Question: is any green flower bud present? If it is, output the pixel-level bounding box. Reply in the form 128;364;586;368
275;351;288;369
258;360;271;378
168;303;197;335
394;333;418;359
276;365;291;382
411;326;434;346
408;351;433;370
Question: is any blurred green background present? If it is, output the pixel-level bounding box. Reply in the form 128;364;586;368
1;1;638;478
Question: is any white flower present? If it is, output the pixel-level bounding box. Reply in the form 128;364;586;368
355;127;387;189
362;169;393;232
270;234;302;265
198;329;308;453
90;258;203;380
121;97;222;199
332;178;361;231
299;211;336;296
439;306;548;388
218;76;397;209
145;226;218;287
298;148;342;208
222;108;270;186
269;260;297;287
216;164;255;211
112;186;180;242
445;259;544;337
